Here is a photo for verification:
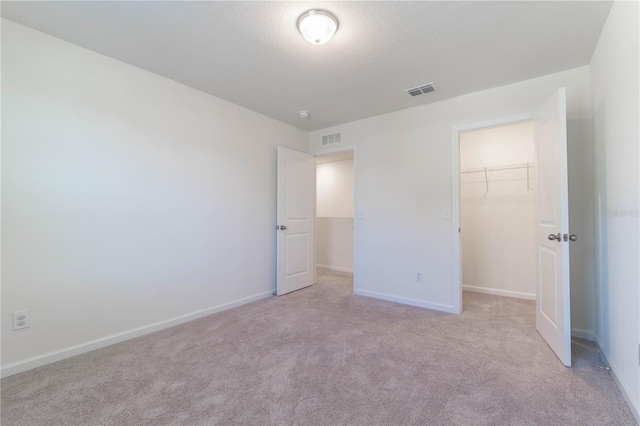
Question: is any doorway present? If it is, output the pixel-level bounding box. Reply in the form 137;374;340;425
458;121;536;309
451;90;572;366
315;150;355;292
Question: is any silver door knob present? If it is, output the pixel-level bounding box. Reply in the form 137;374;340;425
279;225;287;230
548;233;561;241
569;234;577;241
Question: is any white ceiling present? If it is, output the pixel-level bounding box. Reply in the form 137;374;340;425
1;1;612;131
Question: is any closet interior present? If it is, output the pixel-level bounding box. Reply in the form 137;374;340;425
460;122;537;302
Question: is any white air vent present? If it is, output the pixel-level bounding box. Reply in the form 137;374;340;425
406;82;437;97
321;132;342;146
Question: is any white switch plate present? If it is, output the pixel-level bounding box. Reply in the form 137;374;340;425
443;210;451;220
358;211;365;219
13;310;30;331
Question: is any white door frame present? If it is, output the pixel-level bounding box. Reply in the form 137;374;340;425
451;114;533;314
313;144;358;294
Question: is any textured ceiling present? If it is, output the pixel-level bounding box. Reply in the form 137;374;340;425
1;1;612;131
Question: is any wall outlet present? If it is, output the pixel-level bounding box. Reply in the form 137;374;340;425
13;310;30;331
415;272;423;282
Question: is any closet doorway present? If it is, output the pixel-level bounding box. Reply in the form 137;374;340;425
315;151;355;290
458;121;536;308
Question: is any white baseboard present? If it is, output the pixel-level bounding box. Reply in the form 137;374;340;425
595;337;640;425
355;289;456;313
317;264;354;273
463;285;536;300
1;290;274;378
571;327;595;341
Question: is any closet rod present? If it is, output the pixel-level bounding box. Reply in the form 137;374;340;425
460;162;534;174
460;162;534;191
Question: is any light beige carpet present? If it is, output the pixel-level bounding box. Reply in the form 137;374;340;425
1;269;636;425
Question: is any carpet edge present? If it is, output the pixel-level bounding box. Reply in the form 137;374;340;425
0;290;274;379
595;338;640;425
462;285;536;300
355;289;456;313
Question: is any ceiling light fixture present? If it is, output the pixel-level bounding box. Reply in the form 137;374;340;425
298;110;310;119
297;10;338;45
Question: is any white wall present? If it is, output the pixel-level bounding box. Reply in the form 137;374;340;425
317;159;354;217
589;0;640;420
316;218;354;273
1;19;308;374
309;66;595;328
316;159;354;272
460;122;536;299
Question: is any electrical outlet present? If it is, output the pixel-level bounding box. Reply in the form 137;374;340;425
415;272;423;282
13;310;30;331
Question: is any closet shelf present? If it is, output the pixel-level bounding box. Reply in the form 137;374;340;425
461;162;535;191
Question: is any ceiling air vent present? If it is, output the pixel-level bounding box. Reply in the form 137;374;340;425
321;132;342;146
406;82;437;97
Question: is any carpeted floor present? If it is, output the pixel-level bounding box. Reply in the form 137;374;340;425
1;269;636;425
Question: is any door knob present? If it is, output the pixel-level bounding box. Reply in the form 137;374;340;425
279;225;287;230
569;234;577;241
548;233;561;241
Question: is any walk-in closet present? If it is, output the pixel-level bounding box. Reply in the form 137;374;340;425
460;122;536;301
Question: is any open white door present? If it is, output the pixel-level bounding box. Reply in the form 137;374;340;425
276;146;315;296
535;88;572;366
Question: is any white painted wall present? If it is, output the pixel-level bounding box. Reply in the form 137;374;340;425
567;111;597;341
589;1;639;419
460;123;536;299
316;159;354;272
309;66;595;328
1;20;308;374
316;218;354;273
317;159;354;218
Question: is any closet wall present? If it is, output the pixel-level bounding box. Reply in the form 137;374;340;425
316;157;354;272
460;122;536;299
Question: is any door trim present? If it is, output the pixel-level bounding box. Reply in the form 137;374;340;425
451;114;534;314
313;144;358;295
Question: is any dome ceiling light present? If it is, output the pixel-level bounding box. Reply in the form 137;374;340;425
297;10;338;45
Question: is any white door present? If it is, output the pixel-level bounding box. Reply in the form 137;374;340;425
535;88;572;366
276;146;316;296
